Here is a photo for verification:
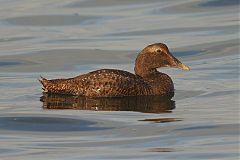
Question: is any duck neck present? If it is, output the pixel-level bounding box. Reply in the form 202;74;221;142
134;52;159;77
134;65;157;77
134;54;158;77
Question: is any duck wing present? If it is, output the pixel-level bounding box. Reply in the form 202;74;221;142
40;69;152;97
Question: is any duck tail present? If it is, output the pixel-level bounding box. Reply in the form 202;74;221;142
39;76;50;93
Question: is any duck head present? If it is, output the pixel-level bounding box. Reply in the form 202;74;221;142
134;43;190;77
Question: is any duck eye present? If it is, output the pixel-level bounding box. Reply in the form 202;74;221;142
156;49;162;53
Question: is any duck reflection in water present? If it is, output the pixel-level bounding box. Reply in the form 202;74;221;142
40;93;175;113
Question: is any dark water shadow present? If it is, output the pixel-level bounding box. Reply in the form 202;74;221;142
4;14;105;26
0;61;23;67
146;147;177;152
65;0;160;8
139;118;182;123
200;0;239;7
159;0;238;14
40;93;175;114
0;36;34;42
0;116;111;132
105;25;237;37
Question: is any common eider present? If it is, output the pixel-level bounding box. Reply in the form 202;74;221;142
39;43;190;97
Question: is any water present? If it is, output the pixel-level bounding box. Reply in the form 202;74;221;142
0;0;239;159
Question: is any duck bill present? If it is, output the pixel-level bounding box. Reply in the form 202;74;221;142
177;62;190;71
171;55;190;71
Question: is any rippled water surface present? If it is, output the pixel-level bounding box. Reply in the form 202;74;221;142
0;0;239;159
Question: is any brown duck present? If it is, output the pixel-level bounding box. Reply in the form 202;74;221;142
40;43;190;97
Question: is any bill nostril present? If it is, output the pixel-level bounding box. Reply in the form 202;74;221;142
163;60;169;65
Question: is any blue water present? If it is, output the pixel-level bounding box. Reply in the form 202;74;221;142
0;0;239;159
